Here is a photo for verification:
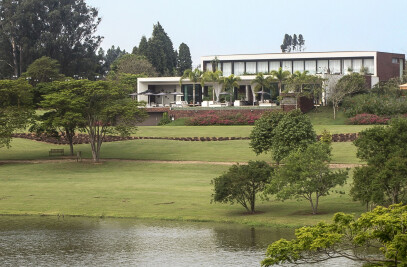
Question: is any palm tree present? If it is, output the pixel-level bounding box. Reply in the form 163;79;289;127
220;74;241;105
251;73;273;105
180;68;203;106
202;70;223;102
270;67;291;94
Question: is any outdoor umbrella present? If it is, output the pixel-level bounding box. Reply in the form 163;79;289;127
169;91;184;103
129;92;138;100
143;92;155;106
256;90;270;103
155;92;168;106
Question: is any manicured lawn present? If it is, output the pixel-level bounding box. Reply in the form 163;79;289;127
136;124;372;137
0;138;361;164
0;161;365;227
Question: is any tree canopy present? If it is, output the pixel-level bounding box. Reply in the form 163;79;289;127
268;142;348;214
351;118;407;207
177;43;192;76
0;79;33;148
250;110;316;164
262;204;407;266
211;161;274;213
0;0;102;78
42;80;147;162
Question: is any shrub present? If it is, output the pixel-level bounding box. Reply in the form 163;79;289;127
348;113;390;125
343;94;407;117
158;112;171;125
185;112;261;126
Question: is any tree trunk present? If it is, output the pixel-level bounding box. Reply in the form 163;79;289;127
192;83;196;106
10;36;18;77
19;46;23;76
65;127;75;156
333;101;337;120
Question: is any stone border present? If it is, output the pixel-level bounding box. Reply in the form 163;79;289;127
13;133;359;145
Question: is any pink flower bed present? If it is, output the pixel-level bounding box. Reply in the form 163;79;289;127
348;113;390;125
186;112;261;126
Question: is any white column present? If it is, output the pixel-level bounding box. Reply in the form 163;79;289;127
245;85;249;101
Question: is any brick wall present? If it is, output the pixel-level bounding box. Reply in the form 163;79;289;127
377;52;405;81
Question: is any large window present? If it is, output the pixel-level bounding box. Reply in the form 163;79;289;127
343;59;352;74
317;60;328;73
257;61;268;73
364;58;374;74
352;59;363;73
305;60;316;74
269;61;280;72
293;61;304;73
329;60;341;74
282;61;292;73
205;62;212;72
246;62;256;74
234;62;245;76
223;62;232;76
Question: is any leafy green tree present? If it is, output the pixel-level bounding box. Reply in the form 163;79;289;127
251;73;273;104
220;74;241;104
250;110;316;164
351;118;407;207
22;56;64;85
202;70;223;101
146;22;177;76
280;34;292;53
43;80;147;162
0;0;102;78
268;142;348;214
298;34;305;51
177;43;192;76
262;204;407;266
180;68;203;106
211;161;274;213
0;79;33;148
329;72;367;119
110;54;158;77
270;67;291;94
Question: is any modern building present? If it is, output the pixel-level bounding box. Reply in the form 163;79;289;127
137;51;405;107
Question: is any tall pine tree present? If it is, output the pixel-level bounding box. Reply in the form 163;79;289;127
146;22;177;76
177;43;192;76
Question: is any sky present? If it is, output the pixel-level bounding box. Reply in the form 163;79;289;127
86;0;407;67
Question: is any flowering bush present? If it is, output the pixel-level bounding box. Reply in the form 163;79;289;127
185;112;261;126
348;113;390;125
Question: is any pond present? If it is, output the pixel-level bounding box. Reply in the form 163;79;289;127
0;216;361;266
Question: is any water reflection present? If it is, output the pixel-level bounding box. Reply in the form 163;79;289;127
0;216;360;266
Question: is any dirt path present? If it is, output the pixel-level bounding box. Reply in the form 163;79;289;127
0;158;363;168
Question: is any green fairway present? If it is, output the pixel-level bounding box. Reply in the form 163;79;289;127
0;138;361;164
0;161;365;227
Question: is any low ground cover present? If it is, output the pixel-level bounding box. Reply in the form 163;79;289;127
0;161;365;227
0;138;361;164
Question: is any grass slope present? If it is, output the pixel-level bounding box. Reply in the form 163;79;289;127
0;138;361;164
0;161;365;227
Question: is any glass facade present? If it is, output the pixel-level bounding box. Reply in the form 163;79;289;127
257;61;268;73
204;56;375;76
234;62;245;76
245;62;256;74
293;61;304;73
222;62;232;76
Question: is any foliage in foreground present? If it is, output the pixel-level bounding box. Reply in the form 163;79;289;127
267;142;348;215
262;203;407;266
211;161;273;213
250;110;316;163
